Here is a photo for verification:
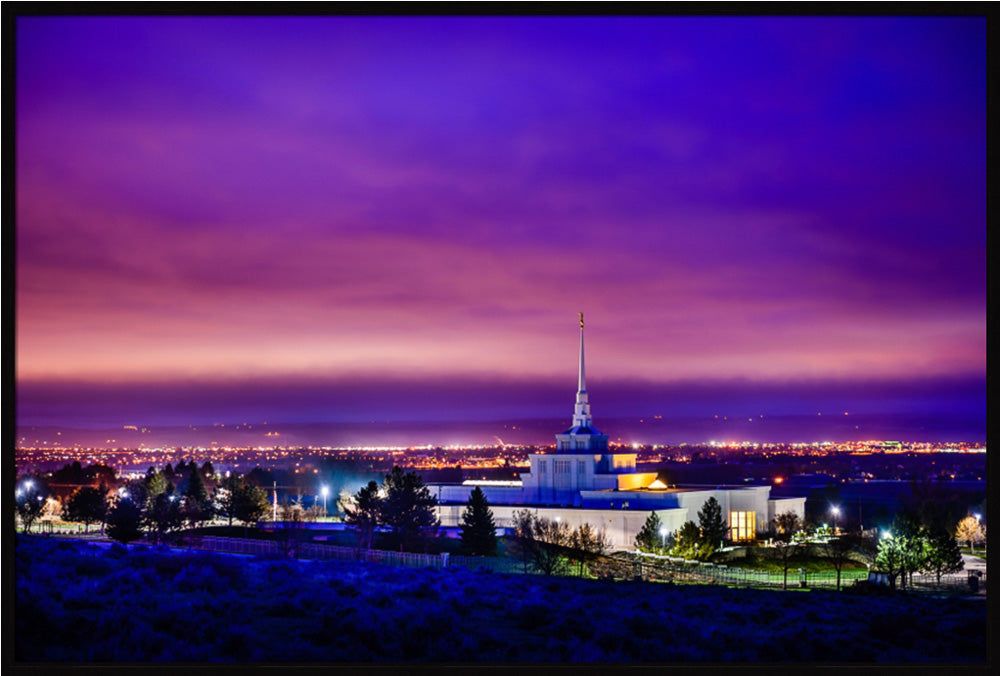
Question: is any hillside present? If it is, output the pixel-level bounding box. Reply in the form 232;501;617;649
15;536;986;662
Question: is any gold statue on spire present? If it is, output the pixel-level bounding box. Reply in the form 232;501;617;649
579;312;584;329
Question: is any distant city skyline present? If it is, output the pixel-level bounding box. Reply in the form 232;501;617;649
15;16;985;433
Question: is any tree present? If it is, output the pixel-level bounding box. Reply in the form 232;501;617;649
380;466;439;553
769;513;801;590
146;492;183;544
570;522;611;577
875;533;907;591
893;513;928;588
342;481;383;551
304;504;326;522
634;511;664;553
122;479;150;511
774;539;800;591
459;486;498;556
956;516;984;554
698;497;728;551
528;515;572;576
64;486;108;533
511;509;538;574
83;464;117;486
669;520;713;560
215;474;243;528
144;469;168;501
106;497;144;546
821;533;862;590
922;526;964;584
772;511;801;538
15;479;48;533
233;482;269;536
182;463;214;528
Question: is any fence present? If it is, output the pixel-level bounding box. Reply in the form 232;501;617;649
594;553;984;592
195;536;449;569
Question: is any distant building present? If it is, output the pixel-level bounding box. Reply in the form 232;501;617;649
427;314;806;549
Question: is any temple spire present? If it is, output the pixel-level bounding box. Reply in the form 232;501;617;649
572;312;591;428
556;312;608;451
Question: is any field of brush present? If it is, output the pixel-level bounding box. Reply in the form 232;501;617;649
15;535;986;663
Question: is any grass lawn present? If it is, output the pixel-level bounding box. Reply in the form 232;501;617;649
725;554;869;574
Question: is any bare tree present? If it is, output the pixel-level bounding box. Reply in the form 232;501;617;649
821;533;861;590
770;513;801;590
570;522;611;577
509;510;573;576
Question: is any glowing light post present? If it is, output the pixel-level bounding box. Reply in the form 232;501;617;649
320;485;330;518
659;526;668;553
830;506;840;535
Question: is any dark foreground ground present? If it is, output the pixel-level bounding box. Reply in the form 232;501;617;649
15;535;986;663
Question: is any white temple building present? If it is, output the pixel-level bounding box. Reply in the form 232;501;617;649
428;315;806;550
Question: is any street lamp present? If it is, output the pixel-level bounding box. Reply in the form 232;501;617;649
830;506;840;534
320;485;330;516
659;526;668;552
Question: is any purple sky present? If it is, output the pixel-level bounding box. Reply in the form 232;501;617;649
15;16;986;434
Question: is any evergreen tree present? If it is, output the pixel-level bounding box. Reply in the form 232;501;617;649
233;482;269;535
923;527;964;584
671;521;708;560
697;496;728;549
381;466;439;553
122;479;150;511
342;481;382;551
64;486;108;532
634;511;664;552
106;497;144;545
144;470;168;501
459;486;498;556
182;463;213;527
215;474;243;528
146;492;183;544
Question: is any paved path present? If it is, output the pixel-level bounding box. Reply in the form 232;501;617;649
962;553;986;572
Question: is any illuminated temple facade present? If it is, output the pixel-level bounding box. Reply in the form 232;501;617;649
427;315;806;549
